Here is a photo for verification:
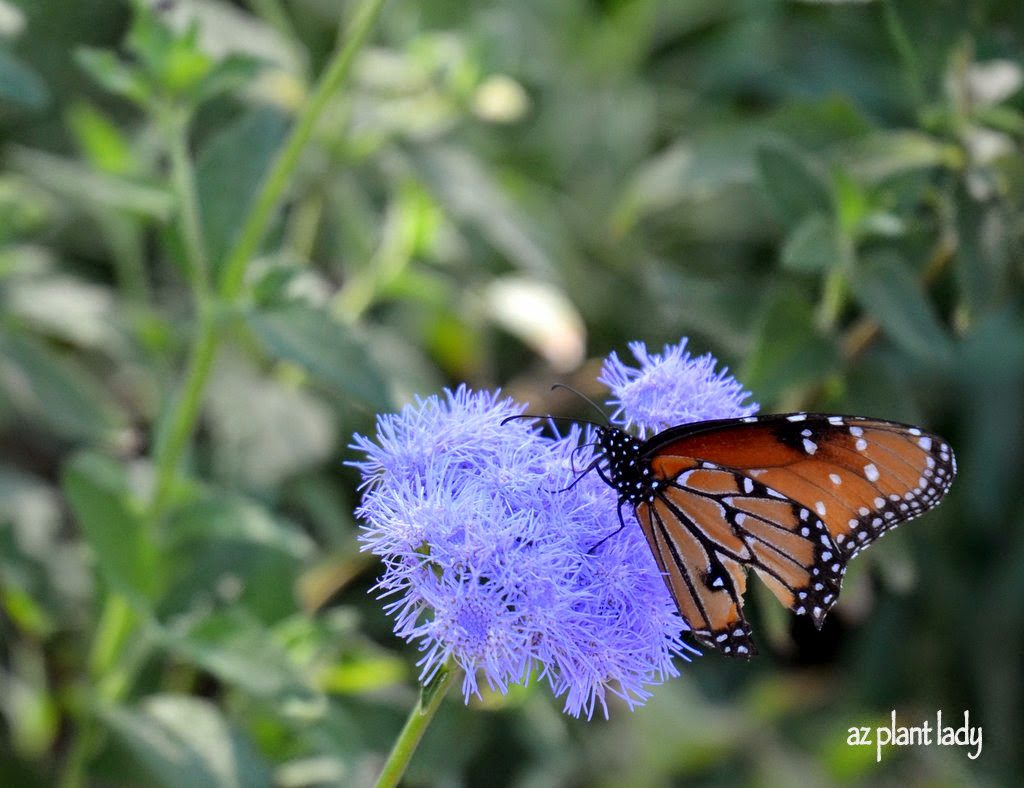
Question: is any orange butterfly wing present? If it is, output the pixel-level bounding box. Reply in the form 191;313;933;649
634;413;955;657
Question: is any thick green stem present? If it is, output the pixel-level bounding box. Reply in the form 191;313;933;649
148;306;220;517
374;665;455;788
62;6;389;783
148;111;218;516
219;0;390;298
167;111;212;302
882;0;925;109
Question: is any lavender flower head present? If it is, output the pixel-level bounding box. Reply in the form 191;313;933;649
599;338;758;437
351;340;755;717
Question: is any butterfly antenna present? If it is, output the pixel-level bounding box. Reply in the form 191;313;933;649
500;413;602;429
551;383;610;425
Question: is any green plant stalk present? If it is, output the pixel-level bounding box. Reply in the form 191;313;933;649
60;111;217;788
882;0;925;109
219;0;390;298
148;110;218;515
96;211;150;305
149;306;220;516
63;5;390;781
88;594;136;680
374;664;455;788
167;110;212;302
59;603;154;788
816;224;855;333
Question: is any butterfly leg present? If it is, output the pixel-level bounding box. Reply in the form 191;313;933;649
548;457;603;494
587;498;631;554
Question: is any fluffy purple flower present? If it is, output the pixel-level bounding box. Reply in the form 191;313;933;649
599;338;758;437
351;385;693;718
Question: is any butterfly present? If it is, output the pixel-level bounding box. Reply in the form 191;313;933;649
585;410;956;658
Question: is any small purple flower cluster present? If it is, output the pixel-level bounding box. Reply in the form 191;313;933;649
600;339;758;437
351;339;756;717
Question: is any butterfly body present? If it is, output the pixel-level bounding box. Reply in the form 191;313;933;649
596;426;659;505
593;412;956;658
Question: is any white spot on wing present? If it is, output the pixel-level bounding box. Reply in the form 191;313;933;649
864;463;879;482
803;438;818;454
815;501;826;516
829;473;842;485
787;413;807;422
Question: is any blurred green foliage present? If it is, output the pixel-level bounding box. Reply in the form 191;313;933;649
1;0;1023;785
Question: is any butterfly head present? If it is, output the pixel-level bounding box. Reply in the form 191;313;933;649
596;426;659;505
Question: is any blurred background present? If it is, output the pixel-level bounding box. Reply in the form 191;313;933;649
1;0;1022;785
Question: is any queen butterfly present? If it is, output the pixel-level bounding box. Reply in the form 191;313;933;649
587;411;956;658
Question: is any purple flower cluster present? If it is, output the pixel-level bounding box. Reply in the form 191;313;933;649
351;339;756;717
600;339;758;437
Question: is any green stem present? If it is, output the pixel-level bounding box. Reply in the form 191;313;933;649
374;665;456;788
219;0;390;299
167;110;212;301
97;212;149;305
88;594;135;679
147;110;220;516
881;0;925;110
61;7;390;782
148;306;220;517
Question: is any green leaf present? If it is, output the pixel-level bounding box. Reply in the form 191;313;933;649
0;48;50;110
205;355;337;489
7;147;174;220
756;142;833;228
956;310;1024;524
196;107;289;274
741;289;840;403
836;130;962;183
125;3;213;99
0;644;59;758
125;0;177;77
193;55;262;104
780;213;840;273
954;184;1012;313
245;305;391;410
0;331;128;445
61;453;158;601
832;167;869;237
0;175;53;242
157;610;321;710
4;274;122;354
851;253;953;365
66;101;137;176
74;48;150;107
413;146;557;277
102;695;273;788
162;492;312;622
